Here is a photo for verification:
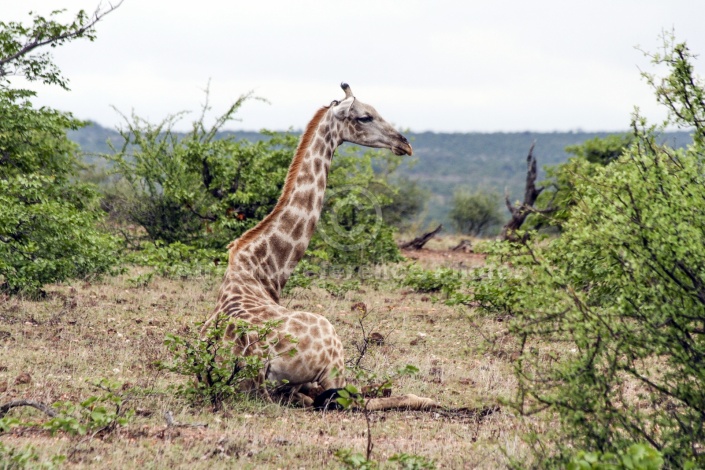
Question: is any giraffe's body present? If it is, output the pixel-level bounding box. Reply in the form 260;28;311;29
202;84;435;408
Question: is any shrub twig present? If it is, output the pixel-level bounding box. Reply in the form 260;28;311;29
0;400;58;418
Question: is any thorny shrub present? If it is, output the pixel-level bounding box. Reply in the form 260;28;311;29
159;313;297;410
473;36;705;468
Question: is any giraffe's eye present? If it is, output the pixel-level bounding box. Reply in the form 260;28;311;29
357;115;373;123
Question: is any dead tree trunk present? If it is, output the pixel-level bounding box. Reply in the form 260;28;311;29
399;224;442;250
500;142;543;241
451;239;473;252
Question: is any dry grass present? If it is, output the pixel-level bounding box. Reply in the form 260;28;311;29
0;248;534;469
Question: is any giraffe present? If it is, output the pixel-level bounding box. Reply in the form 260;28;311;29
201;83;437;410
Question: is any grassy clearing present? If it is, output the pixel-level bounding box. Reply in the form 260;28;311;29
0;250;533;469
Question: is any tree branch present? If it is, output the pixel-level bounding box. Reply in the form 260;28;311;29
398;224;442;250
0;400;58;418
0;2;124;75
500;142;543;241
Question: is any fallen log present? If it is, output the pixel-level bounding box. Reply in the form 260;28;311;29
399;224;442;250
451;239;473;252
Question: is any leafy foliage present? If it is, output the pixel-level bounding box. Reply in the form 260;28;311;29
564;134;634;166
0;8;120;296
125;241;226;284
43;379;133;436
0;170;119;295
567;444;664;470
335;449;379;470
528;134;633;230
641;35;705;147
335;449;436;470
0;379;129;468
317;279;361;299
1;386;129;438
0;7;117;92
388;453;437;470
473;37;705;468
400;265;463;299
160;313;296;410
104;92;295;250
105;102;405;273
379;176;428;231
0;441;65;470
449;189;503;236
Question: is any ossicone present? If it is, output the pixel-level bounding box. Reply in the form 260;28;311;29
340;82;354;99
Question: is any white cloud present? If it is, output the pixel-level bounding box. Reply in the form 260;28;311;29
4;0;704;132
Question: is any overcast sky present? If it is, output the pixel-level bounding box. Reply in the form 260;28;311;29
5;1;705;133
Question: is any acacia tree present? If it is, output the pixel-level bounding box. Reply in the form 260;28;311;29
474;36;705;467
104;92;297;250
0;5;122;295
0;3;122;90
106;105;406;267
379;176;427;232
449;189;503;237
522;134;633;233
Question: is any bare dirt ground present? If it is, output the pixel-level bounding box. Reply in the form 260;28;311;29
0;243;531;469
401;248;485;271
400;234;486;269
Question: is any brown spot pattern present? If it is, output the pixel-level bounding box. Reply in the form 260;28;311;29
296;170;315;185
306;219;317;238
204;95;417;400
291;219;306;240
231;106;328;251
292;189;315;210
278;209;297;229
317;176;326;191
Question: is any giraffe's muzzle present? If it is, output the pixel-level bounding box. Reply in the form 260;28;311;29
392;137;413;156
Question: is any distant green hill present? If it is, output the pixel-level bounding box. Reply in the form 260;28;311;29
70;122;692;228
400;130;692;226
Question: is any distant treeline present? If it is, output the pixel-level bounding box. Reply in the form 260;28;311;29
71;122;693;227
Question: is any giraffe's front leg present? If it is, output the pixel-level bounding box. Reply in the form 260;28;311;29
317;358;346;391
289;391;314;407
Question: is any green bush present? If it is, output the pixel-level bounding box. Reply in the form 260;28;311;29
0;9;120;296
43;379;133;437
448;189;503;236
400;265;463;299
104;94;296;250
527;134;633;231
159;313;296;410
335;449;436;470
0;171;120;295
105;103;405;272
379;176;428;232
473;37;705;468
125;241;226;283
567;444;664;470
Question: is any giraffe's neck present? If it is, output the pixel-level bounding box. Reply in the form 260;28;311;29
227;107;340;302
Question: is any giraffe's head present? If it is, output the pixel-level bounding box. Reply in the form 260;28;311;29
330;83;413;156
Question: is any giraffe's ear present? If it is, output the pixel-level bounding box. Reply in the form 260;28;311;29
332;96;355;119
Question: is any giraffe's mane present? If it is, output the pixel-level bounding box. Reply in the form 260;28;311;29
228;106;330;254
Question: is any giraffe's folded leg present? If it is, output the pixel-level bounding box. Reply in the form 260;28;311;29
364;394;440;411
291;392;314;408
